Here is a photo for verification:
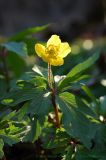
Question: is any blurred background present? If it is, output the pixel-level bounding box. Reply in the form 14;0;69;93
0;0;106;40
0;1;106;160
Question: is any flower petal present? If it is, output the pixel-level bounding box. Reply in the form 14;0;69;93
35;43;45;57
49;57;64;66
59;42;71;58
47;35;61;47
42;54;49;63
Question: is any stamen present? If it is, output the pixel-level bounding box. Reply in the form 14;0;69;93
46;45;59;57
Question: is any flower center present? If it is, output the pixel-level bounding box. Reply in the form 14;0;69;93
46;45;59;57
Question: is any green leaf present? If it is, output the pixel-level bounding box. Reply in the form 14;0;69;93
32;64;47;77
0;120;27;146
17;71;37;82
1;42;27;58
0;139;4;159
57;95;98;148
9;25;49;41
81;84;98;104
62;146;74;160
12;73;47;89
16;103;28;120
93;123;106;151
90;150;106;159
67;52;99;77
16;80;35;89
1;111;16;121
75;147;106;160
27;91;51;124
81;84;100;114
0;134;19;146
75;148;93;160
0;76;7;96
59;92;97;118
24;118;41;142
0;110;11;120
7;52;26;77
32;64;52;80
23;37;37;55
42;127;69;150
33;76;47;89
99;96;106;117
1;87;43;106
58;52;100;92
58;75;90;92
41;127;56;149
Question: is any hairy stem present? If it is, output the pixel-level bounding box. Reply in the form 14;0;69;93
48;63;60;128
51;89;60;128
48;63;51;88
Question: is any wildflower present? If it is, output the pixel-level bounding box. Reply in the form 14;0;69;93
35;35;71;66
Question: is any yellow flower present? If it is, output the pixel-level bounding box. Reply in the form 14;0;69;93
35;35;71;66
